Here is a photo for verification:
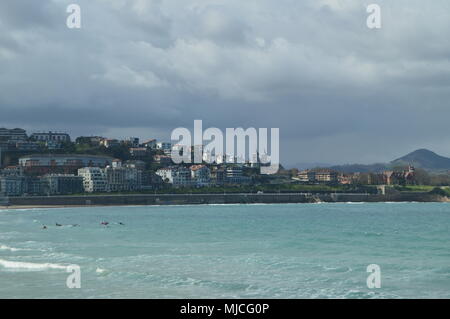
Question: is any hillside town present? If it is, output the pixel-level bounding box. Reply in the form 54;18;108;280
0;127;423;197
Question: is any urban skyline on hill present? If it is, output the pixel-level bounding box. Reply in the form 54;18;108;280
2;126;450;170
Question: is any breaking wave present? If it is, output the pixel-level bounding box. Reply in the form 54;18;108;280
0;245;23;252
0;259;68;271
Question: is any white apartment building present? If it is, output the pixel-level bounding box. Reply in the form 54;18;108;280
156;167;193;187
104;160;141;192
0;176;25;196
78;167;108;193
156;168;175;183
173;167;192;187
226;166;251;184
190;165;211;187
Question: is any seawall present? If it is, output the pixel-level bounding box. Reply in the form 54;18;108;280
5;192;447;207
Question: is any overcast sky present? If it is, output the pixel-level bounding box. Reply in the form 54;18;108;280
1;0;449;167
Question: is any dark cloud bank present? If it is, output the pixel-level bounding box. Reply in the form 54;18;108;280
1;0;449;166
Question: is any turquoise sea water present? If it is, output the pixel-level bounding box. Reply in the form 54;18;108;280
0;203;449;299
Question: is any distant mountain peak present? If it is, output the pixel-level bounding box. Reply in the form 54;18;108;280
297;149;450;173
392;149;450;171
409;148;436;154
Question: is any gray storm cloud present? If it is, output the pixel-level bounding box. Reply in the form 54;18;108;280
0;0;449;166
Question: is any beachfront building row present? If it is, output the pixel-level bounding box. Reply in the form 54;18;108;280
0;176;25;196
0;167;154;196
191;165;211;187
156;166;211;188
0;174;84;196
0;152;166;195
156;167;193;187
297;169;339;183
295;166;417;186
156;165;251;188
77;161;144;193
77;167;108;193
0;158;159;195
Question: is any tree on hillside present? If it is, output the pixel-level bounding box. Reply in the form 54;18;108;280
413;168;432;185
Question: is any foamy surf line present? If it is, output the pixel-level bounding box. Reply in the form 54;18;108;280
0;245;24;252
0;259;68;271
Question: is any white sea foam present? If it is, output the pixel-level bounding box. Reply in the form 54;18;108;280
0;259;67;271
0;243;47;252
384;201;419;204
0;245;23;252
96;267;106;273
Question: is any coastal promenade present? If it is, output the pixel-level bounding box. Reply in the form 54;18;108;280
2;192;447;208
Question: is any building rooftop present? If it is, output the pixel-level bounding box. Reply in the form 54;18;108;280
0;128;26;131
299;168;338;174
19;154;114;159
190;165;207;171
31;131;69;134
